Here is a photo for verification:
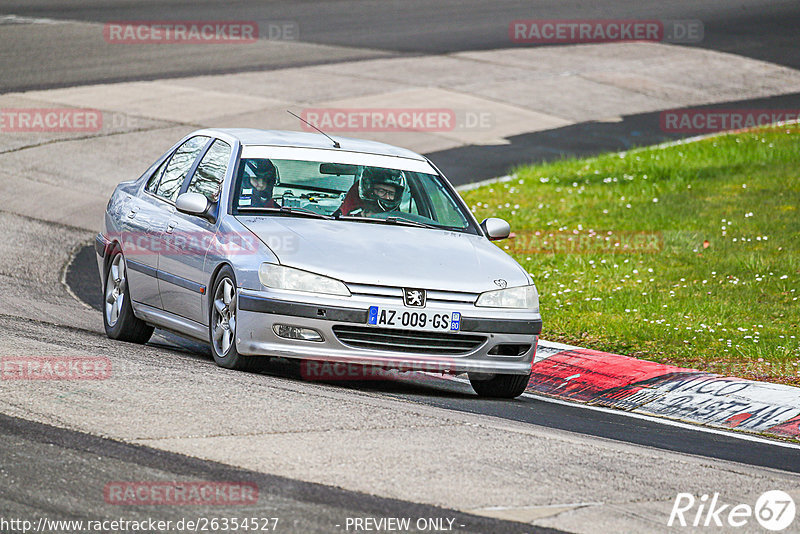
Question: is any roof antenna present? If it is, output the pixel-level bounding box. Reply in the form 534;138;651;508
287;110;340;148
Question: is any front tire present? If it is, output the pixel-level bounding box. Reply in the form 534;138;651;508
209;266;256;371
469;372;531;399
103;250;153;344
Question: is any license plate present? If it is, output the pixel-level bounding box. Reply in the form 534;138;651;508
367;306;461;332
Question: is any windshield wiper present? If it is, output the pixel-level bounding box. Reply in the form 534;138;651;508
238;206;332;219
337;215;438;229
384;216;438;229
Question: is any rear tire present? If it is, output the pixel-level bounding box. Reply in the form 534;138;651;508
103;249;153;344
209;266;258;371
469;372;531;399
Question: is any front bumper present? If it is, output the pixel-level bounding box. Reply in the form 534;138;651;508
235;290;541;375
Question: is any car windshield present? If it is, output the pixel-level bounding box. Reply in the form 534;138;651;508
232;158;475;232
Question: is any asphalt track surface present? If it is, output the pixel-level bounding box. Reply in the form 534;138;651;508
0;414;558;534
1;0;799;91
2;1;799;181
66;244;800;475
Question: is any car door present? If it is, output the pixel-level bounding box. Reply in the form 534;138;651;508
158;138;232;325
121;156;170;309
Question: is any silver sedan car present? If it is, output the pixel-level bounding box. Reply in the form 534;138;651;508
97;129;542;398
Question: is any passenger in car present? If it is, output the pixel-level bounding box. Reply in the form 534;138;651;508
240;158;280;208
338;167;406;217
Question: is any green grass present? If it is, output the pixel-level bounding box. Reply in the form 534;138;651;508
462;124;800;385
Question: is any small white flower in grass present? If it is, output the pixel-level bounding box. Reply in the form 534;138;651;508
653;198;659;203
626;204;632;209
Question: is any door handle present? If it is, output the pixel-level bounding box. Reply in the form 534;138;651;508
127;207;139;219
166;220;178;234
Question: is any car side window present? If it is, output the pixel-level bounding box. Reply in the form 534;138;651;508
186;139;232;203
156;136;209;202
145;157;169;193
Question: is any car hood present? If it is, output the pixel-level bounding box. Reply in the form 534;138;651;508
236;216;530;293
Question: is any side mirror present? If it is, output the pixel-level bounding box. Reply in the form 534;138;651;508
176;192;210;218
480;217;511;241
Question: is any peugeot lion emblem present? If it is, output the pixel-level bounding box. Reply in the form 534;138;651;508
494;279;508;288
403;288;426;307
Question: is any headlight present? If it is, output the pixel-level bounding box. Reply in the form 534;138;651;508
258;263;351;296
475;284;539;310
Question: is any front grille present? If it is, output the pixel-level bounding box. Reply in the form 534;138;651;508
345;283;478;305
332;325;486;355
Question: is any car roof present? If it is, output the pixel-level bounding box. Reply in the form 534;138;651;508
201;128;428;162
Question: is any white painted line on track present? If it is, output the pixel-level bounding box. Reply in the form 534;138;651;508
519;390;800;451
417;372;800;450
477;502;604;512
455;119;800;192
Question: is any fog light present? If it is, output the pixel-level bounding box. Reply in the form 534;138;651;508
273;324;323;342
488;344;531;356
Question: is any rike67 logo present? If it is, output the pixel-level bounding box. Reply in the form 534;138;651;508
669;490;796;531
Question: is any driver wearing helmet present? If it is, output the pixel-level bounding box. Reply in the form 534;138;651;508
240;158;280;208
338;167;406;217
